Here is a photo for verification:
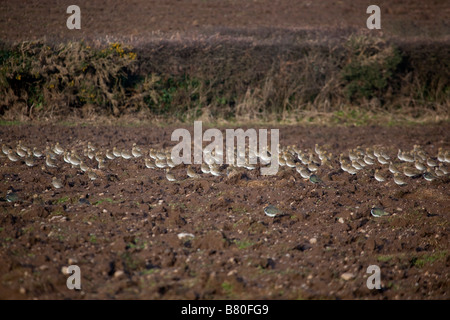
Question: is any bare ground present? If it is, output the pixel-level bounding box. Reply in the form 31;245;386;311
0;123;448;299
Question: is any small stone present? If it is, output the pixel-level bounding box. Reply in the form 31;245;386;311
341;272;355;281
309;237;317;244
39;265;49;271
19;287;26;294
338;217;344;224
61;266;69;274
114;270;124;278
68;258;78;265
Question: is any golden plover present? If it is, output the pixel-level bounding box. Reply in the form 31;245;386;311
423;170;436;182
25;153;36;167
155;158;167;169
106;149;115;160
112;147;121;158
426;158;437;167
7;150;19;162
53;142;64;155
403;167;421;178
388;162;401;174
87;170;98;181
52;177;63;189
210;165;222;177
374;169;387;182
45;154;57;168
131;143;142;158
187;165;200;179
79;161;89;172
414;160;426;172
165;169;176;182
145;158;156;169
16;147;26;158
393;173;407;186
200;163;210;174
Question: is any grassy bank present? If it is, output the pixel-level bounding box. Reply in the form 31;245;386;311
0;35;448;124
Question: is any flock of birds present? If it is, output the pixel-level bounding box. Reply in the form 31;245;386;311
1;140;449;190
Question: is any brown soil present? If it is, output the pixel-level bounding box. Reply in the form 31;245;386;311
0;123;449;299
1;0;449;44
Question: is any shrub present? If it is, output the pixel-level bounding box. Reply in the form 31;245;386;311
341;36;402;103
0;41;138;118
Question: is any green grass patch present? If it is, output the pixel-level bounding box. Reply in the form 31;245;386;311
232;206;248;214
377;255;394;262
93;198;115;205
89;234;97;244
221;281;234;297
0;120;21;126
168;202;187;210
412;251;447;268
140;268;159;276
55;196;70;204
233;239;254;250
126;238;147;250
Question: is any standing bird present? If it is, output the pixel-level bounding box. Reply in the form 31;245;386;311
7;150;19;162
52;177;63;189
33;147;43;158
53;142;64;155
423;170;436;182
25;153;36;167
145;158;156;169
210;164;222;177
389;162;401;174
106;149;116;160
393;173;407;186
87;170;98;181
374;169;386;182
187;165;200;179
165;169;176;182
200;163;210;174
79;161;89;172
131;143;142;158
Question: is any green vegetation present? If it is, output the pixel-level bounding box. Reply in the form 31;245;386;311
221;281;234;297
342;36;402;101
411;251;447;268
377;255;394;262
141;268;159;276
51;210;64;216
233;239;254;250
0;119;21;125
93;198;115;205
121;251;144;272
55;196;70;204
89;234;97;244
126;238;147;250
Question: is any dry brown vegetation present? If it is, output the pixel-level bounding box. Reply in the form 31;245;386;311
0;32;448;124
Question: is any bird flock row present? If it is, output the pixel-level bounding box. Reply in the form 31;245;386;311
1;140;449;189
